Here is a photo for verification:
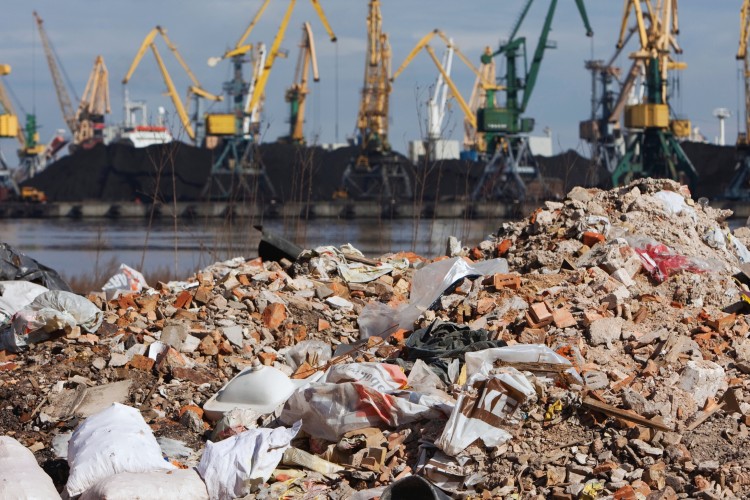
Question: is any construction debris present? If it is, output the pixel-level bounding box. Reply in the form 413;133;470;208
1;178;750;498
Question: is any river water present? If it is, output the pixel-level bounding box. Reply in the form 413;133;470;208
0;217;500;282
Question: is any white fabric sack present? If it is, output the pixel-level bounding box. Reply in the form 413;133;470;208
196;422;300;500
66;403;176;497
80;468;208;500
0;436;61;499
280;382;441;442
436;369;536;456
359;257;508;337
320;362;407;392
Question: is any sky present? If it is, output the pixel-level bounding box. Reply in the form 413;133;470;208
0;1;743;163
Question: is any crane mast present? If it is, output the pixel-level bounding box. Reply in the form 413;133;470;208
609;0;698;189
75;56;110;145
33;11;78;136
283;23;319;144
340;0;412;201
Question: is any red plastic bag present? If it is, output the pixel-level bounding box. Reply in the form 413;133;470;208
632;242;710;282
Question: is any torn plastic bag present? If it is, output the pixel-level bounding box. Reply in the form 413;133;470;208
0;280;47;327
65;403;176;498
0;242;71;291
102;264;148;299
2;290;103;351
280;382;442;442
359;257;508;337
436;368;536;456
625;236;717;282
320;362;407;392
728;232;750;263
196;422;300;500
464;344;583;385
283;339;332;372
80;469;209;500
653;190;696;220
0;436;61;499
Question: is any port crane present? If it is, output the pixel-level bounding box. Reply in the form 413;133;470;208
204;0;336;200
123;26;222;145
341;0;415;200
281;22;319;144
0;64;49;191
725;0;750;199
471;0;593;202
609;0;697;189
392;30;491;161
75;56;110;146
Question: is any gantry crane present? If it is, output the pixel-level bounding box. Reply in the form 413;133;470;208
391;30;488;161
471;0;593;202
341;0;414;200
123;26;222;145
725;0;750;199
204;0;336;200
281;22;319;144
75;56;110;146
465;47;498;156
609;0;697;189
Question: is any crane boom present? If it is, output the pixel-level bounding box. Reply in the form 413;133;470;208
423;45;476;130
33;11;77;135
149;45;195;140
284;23;319;143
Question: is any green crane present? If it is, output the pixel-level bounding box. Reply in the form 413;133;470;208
472;0;593;201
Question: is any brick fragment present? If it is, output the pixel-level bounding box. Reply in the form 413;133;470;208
128;354;154;372
174;290;193;309
262;303;287;330
529;302;553;324
582;231;605;247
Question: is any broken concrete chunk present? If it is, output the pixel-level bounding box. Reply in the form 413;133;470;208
678;360;725;408
588;317;624;347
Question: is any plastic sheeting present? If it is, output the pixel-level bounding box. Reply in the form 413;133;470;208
359;257;508;337
0;280;47;327
0;242;71;291
80;469;209;500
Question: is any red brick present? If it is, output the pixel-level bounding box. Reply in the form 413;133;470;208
552;308;576;328
171;367;213;385
530;302;552;324
582;231;606;247
318;319;331;331
258;352;277;366
496;239;512;257
174;290;193;309
178;404;204;419
262;303;287;330
156;347;187;373
198;336;219;356
129;354;155;372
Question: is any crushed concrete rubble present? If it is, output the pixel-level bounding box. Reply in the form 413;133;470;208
2;178;750;498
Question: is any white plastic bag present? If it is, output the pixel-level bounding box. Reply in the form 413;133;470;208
280;382;441;442
320;362;407;392
66;403;176;497
0;281;47;327
653;190;696;220
0;436;61;499
196;422;300;500
102;264;148;299
359;257;508;337
436;369;536;456
464;344;583;384
80;469;208;500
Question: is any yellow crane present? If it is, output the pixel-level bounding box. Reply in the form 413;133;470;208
33;11;78;137
725;0;750;198
123;26;222;144
356;0;391;155
283;22;319;144
0;65;21;144
74;56;110;145
610;0;697;188
203;0;336;200
392;30;493;157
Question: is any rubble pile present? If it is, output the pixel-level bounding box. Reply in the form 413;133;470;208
2;179;750;498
